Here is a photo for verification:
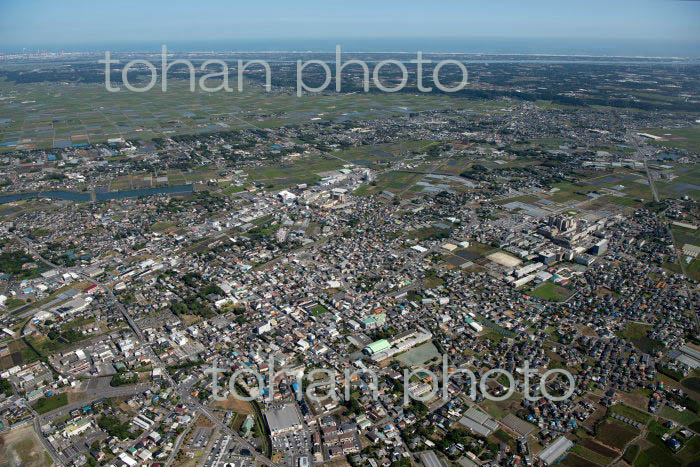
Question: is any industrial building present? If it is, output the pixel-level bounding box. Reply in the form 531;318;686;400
264;404;303;436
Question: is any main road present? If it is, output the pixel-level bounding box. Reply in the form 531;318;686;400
629;131;697;331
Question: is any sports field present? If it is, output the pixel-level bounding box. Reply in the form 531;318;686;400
395;342;441;367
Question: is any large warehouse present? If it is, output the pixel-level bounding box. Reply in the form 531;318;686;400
264;404;303;436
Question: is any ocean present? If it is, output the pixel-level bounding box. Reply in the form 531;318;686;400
6;37;700;58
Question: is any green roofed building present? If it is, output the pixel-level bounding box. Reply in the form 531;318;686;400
361;313;386;330
364;339;391;355
27;389;44;401
240;416;254;436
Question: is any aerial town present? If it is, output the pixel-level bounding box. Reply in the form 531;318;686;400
0;36;699;467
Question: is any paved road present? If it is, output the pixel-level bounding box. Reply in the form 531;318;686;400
13;382;67;466
164;413;198;467
631;133;697;330
32;406;68;465
14;233;280;467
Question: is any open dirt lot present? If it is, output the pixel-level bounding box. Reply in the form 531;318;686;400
0;423;53;467
486;251;522;267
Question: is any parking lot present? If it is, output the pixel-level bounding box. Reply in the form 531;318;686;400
191;426;213;450
203;434;258;467
271;429;311;466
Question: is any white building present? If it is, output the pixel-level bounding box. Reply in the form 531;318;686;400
278;191;297;203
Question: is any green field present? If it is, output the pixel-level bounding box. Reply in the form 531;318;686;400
659;405;698;426
547;181;592;202
310;304;329;316
634;445;681;467
150;221;177;232
4;297;25;310
33;392;68;414
633;429;700;467
682;377;700;393
527;282;570;302
463;242;497;257
406;226;451;242
617;322;663;354
221;184;246;195
643;127;700;153
609;403;651;424
657;165;700;200
624;445;640;463
353;170;424;197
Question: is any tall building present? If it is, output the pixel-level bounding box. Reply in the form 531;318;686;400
590;239;608;256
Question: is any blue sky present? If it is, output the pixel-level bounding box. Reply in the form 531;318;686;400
1;0;698;50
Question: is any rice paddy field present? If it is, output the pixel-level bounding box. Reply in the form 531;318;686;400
0;78;507;152
657;165;700;200
642;127;700;153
